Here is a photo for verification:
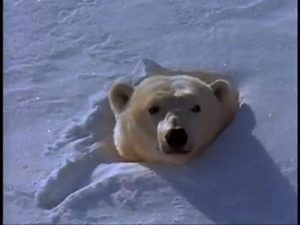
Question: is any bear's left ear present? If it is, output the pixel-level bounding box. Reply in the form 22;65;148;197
210;79;231;102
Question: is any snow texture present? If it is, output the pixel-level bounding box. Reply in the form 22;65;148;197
4;0;297;224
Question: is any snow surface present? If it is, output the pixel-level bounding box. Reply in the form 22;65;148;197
4;0;297;224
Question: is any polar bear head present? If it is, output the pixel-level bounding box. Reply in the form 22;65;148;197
109;75;238;164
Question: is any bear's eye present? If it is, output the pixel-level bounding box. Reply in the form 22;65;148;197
191;105;201;113
148;106;160;115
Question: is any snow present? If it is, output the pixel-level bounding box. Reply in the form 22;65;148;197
4;0;297;224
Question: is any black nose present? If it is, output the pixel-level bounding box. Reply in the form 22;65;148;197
165;128;188;148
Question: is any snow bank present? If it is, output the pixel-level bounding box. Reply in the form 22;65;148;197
4;0;297;224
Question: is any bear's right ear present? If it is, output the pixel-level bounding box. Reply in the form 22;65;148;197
109;82;134;114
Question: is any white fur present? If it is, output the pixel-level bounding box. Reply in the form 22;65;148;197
109;74;239;165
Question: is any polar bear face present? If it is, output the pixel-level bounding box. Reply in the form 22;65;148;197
109;75;235;164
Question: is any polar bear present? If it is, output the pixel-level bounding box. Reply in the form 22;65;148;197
109;73;239;165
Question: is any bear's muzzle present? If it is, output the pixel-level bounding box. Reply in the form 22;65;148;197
165;128;189;154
